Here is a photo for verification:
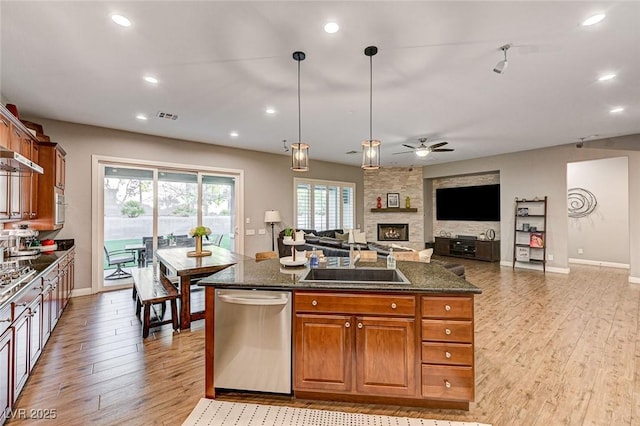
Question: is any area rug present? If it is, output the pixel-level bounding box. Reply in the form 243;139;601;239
182;399;491;426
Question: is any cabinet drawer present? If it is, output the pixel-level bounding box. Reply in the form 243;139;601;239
295;292;415;316
422;320;473;343
421;364;473;401
421;342;473;366
422;296;472;319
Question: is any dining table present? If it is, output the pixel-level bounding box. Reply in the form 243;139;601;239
155;245;250;330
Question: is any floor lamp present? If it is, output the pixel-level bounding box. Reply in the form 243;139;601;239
264;210;281;251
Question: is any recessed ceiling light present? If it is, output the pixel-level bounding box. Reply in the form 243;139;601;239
111;14;131;27
143;76;158;84
598;73;616;81
265;108;276;115
582;13;605;26
610;107;624;113
136;114;147;120
230;131;239;137
324;22;339;34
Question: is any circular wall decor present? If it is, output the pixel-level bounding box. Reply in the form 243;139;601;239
486;229;496;240
568;187;597;218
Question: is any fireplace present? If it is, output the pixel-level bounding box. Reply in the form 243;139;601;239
377;224;409;241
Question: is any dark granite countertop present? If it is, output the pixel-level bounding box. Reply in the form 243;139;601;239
0;249;73;309
199;257;481;294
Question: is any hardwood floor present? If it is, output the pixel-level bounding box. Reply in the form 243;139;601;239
7;260;639;425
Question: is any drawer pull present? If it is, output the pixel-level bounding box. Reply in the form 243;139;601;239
1;119;8;127
311;300;318;306
445;328;452;335
345;322;350;328
357;323;363;329
444;380;451;388
445;304;451;311
0;318;11;323
445;351;452;359
14;302;28;307
391;303;397;309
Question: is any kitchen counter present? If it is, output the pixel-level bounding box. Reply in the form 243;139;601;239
198;257;481;294
0;250;71;308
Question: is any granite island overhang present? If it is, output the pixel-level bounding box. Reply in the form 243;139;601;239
198;257;481;410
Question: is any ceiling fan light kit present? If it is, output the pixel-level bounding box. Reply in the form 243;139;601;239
493;44;511;74
361;45;381;170
291;51;309;172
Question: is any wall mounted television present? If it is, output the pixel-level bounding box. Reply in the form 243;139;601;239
436;184;501;221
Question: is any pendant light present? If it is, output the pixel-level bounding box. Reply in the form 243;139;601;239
362;45;381;170
291;51;309;172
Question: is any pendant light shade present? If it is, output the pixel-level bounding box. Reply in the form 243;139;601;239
362;45;381;170
291;51;309;172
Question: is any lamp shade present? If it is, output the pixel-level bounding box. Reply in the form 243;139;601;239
264;210;281;223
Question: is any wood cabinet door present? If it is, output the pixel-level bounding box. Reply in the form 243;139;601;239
30;142;39;218
474;241;494;261
28;297;43;367
12;310;30;401
434;237;449;255
0;115;10;149
0;328;12;423
41;284;53;345
55;148;65;189
355;316;416;396
294;314;352;392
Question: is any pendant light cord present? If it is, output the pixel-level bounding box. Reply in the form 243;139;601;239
369;54;373;142
298;59;302;144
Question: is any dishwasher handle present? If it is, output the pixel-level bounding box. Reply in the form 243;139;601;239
218;293;289;306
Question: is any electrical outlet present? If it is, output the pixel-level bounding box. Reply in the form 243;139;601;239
258;228;266;235
246;229;255;236
578;248;584;255
547;254;554;261
245;217;251;224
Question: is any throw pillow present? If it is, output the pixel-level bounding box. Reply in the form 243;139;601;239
335;232;349;242
391;243;416;252
353;230;367;244
419;248;433;263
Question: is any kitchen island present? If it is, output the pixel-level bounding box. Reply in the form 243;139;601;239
199;257;481;410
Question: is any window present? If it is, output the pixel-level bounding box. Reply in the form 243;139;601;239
294;178;355;231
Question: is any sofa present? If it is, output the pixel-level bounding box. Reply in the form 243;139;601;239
276;229;465;279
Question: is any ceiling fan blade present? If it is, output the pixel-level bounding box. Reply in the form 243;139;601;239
392;151;414;155
432;148;454;152
429;141;448;149
402;144;417;150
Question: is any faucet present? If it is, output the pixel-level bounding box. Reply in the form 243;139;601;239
349;243;361;269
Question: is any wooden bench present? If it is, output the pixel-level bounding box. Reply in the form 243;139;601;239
131;268;180;338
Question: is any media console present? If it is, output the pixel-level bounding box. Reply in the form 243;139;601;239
434;237;500;262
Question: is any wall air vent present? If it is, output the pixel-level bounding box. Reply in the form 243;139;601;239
157;111;179;120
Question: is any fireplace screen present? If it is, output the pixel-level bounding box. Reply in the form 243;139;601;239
377;224;409;241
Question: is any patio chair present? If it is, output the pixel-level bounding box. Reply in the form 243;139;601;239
103;246;136;280
212;234;224;246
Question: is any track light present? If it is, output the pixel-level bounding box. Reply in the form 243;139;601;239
493;44;511;74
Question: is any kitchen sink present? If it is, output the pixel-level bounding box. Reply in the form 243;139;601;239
300;267;411;285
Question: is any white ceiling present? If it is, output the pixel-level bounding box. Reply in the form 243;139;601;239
1;1;639;167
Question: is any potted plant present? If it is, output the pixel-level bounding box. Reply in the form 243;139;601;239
283;228;293;243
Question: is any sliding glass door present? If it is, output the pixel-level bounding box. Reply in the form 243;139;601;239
99;160;240;291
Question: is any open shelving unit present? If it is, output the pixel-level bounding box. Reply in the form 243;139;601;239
512;196;548;273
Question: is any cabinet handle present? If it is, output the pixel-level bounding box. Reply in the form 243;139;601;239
357;323;363;329
0;318;11;323
444;380;451;389
311;300;318;306
445;304;451;311
445;351;452;359
390;303;397;309
14;302;27;307
1;119;8;127
445;328;452;335
344;322;350;328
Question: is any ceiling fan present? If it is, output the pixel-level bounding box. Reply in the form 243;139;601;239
393;138;454;158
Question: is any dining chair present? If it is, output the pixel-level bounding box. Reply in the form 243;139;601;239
103;246;136;280
255;251;278;261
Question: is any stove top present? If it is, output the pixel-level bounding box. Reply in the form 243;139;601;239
0;264;36;296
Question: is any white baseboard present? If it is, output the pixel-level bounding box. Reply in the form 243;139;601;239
71;288;93;297
568;258;630;269
629;276;640;285
500;260;569;274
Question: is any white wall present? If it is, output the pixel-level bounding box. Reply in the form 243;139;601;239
29;118;364;291
567;157;629;265
423;134;640;281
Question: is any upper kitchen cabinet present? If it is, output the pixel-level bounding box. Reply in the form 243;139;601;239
27;142;66;231
54;147;65;190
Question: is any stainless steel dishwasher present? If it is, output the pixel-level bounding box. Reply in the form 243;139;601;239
214;289;292;394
